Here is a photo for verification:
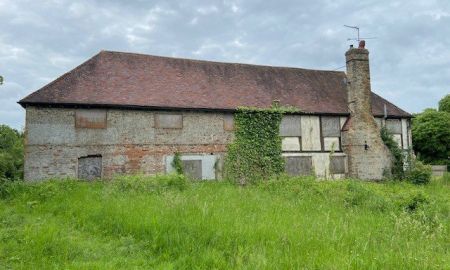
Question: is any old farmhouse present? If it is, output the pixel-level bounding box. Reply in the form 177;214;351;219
19;41;411;181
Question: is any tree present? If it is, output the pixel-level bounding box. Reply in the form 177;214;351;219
438;94;450;113
0;125;24;181
0;75;3;85
412;108;450;165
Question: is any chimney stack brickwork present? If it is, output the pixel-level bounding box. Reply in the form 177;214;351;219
341;43;392;180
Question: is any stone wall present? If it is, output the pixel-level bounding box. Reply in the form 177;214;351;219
24;106;409;181
24;107;233;180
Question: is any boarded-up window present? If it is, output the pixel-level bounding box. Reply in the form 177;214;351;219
78;155;102;180
75;110;107;129
324;137;340;151
330;156;346;174
155;114;183;129
284;156;312;176
182;160;202;179
280;116;301;136
223;114;234;131
393;134;402;148
386;119;402;134
321;117;341;137
282;137;301;151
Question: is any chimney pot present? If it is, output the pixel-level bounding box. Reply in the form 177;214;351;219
358;40;365;49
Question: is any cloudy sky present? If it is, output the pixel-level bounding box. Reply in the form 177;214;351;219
1;0;449;129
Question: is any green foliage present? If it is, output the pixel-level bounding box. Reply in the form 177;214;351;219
412;109;450;166
171;152;184;175
438;94;450;113
225;107;284;185
0;75;3;85
406;160;432;185
112;173;188;193
0;125;24;181
0;176;449;269
380;126;405;180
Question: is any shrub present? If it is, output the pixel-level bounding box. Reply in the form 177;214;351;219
171;152;184;175
380;126;405;180
402;192;429;212
0;125;24;181
412;109;450;165
407;161;432;185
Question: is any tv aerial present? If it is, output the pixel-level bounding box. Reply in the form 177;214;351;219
344;25;377;42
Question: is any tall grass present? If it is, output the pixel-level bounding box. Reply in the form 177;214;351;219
0;175;448;269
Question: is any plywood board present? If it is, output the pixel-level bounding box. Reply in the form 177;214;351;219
282;137;300;151
301;116;321;151
280;115;302;136
284;156;312;176
75;110;107;129
155;114;183;129
321;116;340;137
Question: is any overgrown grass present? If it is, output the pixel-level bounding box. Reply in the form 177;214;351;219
0;175;449;269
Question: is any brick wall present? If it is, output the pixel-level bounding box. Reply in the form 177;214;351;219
24;107;233;180
341;46;392;180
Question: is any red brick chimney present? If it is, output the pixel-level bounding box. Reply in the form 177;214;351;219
341;41;392;180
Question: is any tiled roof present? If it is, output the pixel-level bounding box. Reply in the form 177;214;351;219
19;51;411;117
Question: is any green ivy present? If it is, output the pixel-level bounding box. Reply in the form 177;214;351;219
380;126;406;180
172;152;184;175
224;106;286;185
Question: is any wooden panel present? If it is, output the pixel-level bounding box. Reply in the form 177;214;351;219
340;117;347;129
386;119;402;134
401;119;408;149
78;156;102;180
223;114;234;131
330;156;346;174
182;160;202;179
75;110;107;129
301;116;321;151
393;134;402;148
324;137;340;151
280;115;301;136
282;137;300;151
285;156;312;176
155;114;183;129
321;116;340;137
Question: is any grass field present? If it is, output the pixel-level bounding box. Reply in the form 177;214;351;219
0;175;449;269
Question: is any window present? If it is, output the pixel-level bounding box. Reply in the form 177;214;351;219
330;156;346;174
75;110;107;129
182;160;202;179
78;155;102;180
321;116;341;151
280;115;301;136
165;155;218;180
280;115;301;151
386;119;402;134
223;114;234;131
386;119;402;148
282;137;301;151
155;113;183;129
284;156;313;176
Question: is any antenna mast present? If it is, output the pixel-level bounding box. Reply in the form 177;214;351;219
344;25;377;42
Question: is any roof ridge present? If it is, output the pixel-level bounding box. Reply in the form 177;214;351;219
101;50;346;74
